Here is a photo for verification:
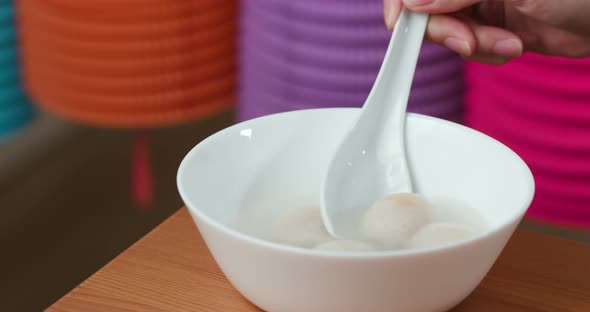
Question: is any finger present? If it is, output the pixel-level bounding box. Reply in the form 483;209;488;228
383;0;402;31
403;0;483;14
463;18;524;58
426;14;476;56
463;54;511;65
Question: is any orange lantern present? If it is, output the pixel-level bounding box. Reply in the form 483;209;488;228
19;0;237;208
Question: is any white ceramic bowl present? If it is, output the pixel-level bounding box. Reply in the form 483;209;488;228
177;108;535;312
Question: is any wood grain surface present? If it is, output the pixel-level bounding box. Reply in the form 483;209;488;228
48;208;590;312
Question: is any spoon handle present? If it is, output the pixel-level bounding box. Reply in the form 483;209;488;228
361;9;428;145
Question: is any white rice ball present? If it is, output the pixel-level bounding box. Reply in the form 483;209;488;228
406;222;479;249
359;193;431;248
314;240;377;252
269;206;332;248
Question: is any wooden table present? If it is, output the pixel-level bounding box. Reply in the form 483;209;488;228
49;208;590;312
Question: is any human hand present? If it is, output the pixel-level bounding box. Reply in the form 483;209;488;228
383;0;590;64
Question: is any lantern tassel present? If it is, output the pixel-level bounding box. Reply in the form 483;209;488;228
131;132;154;210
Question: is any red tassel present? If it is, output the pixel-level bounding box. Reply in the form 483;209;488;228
131;132;154;210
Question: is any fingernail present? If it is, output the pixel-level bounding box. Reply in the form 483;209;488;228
385;8;395;30
405;0;435;7
385;12;395;31
443;37;472;56
383;0;396;31
493;39;523;58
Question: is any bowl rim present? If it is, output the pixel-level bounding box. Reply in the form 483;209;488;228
177;108;535;259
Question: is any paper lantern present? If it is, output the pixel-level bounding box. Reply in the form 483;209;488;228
238;0;464;123
18;0;236;128
18;0;236;209
0;0;34;141
465;54;590;229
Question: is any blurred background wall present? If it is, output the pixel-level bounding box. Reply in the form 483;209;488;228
0;112;232;311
